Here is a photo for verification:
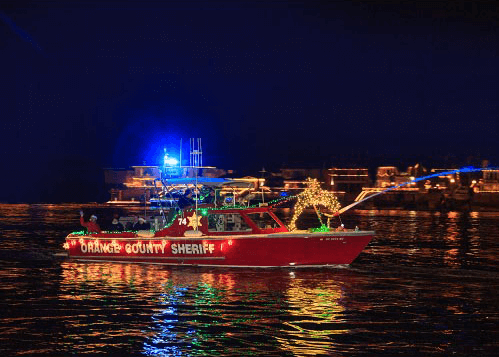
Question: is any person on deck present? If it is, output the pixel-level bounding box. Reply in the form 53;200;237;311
202;188;217;205
126;216;139;231
133;217;151;230
80;210;101;233
177;189;195;209
109;216;124;231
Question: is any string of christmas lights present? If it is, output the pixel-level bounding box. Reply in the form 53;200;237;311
288;178;341;231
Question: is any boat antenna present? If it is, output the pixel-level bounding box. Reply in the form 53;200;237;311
194;167;199;230
190;137;203;231
259;167;266;204
144;187;147;219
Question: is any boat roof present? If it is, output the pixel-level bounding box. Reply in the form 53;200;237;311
163;177;253;188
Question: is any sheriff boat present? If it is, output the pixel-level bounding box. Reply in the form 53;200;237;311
64;179;374;267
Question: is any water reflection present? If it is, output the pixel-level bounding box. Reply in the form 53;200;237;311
275;277;348;356
355;209;499;271
2;204;499;356
57;262;358;356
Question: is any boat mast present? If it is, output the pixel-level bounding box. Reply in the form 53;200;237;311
190;138;203;230
259;167;266;204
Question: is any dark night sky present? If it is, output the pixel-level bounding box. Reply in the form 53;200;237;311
1;1;497;202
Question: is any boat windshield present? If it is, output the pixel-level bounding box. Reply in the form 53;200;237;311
246;212;281;229
208;213;252;232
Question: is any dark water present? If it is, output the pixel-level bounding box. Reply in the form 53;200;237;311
1;204;498;356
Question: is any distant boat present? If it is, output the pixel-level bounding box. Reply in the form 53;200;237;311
448;186;472;202
444;186;473;210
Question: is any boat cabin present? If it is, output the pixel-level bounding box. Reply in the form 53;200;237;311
154;206;289;237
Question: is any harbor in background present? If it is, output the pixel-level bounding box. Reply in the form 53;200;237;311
103;142;499;211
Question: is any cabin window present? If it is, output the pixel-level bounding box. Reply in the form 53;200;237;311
246;212;281;229
208;213;251;232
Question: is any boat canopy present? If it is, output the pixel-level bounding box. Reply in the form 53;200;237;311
163;177;233;187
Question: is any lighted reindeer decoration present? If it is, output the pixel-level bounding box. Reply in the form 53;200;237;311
289;178;342;231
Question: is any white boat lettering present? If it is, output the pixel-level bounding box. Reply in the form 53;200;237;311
171;243;215;255
81;241;121;254
124;242;166;254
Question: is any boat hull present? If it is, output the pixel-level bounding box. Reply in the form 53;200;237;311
65;231;374;267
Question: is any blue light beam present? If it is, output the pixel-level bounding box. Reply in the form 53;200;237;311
336;166;499;215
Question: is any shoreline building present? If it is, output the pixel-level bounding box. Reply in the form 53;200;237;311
326;167;371;204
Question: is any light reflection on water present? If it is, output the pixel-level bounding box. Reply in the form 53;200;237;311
56;262;354;356
0;204;498;356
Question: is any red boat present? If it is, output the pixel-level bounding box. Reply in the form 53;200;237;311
64;178;374;267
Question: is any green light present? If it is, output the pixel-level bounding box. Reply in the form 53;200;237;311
199;208;208;216
69;230;87;235
309;225;330;232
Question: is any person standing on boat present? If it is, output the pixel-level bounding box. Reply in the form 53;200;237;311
79;210;101;233
201;188;216;205
109;214;124;232
133;217;150;230
177;189;195;209
126;215;139;231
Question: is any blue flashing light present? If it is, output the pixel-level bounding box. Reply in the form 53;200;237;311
280;191;289;197
164;155;178;166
